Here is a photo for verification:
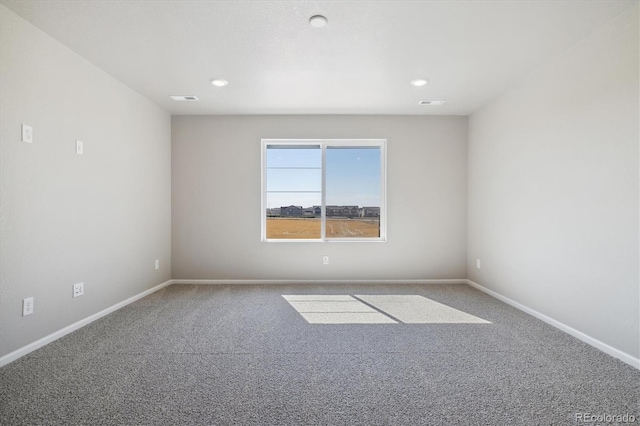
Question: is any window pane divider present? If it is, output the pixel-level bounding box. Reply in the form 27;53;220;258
321;142;327;240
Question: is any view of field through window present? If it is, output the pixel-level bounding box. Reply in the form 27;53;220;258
265;143;382;240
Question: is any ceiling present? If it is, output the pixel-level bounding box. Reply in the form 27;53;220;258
1;0;635;115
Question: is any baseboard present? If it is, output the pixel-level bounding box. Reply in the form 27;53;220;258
172;278;468;285
0;280;172;368
466;279;640;370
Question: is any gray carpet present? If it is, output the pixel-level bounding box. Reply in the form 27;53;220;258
1;284;638;425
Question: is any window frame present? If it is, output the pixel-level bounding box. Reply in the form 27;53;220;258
261;139;387;242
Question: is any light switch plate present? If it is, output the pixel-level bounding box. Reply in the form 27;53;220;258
22;124;33;143
76;140;83;155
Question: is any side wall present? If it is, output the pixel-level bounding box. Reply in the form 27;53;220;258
172;115;467;281
468;5;639;359
0;6;172;358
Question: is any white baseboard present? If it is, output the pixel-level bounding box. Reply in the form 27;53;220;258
466;279;640;370
172;278;468;285
0;280;172;368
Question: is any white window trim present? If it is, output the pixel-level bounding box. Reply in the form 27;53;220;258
261;139;387;242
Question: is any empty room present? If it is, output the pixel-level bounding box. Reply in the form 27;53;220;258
1;0;639;424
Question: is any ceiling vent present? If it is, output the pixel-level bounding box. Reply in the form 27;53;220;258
419;100;444;106
170;95;199;101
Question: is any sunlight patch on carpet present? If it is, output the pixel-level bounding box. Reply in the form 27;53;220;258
282;294;490;324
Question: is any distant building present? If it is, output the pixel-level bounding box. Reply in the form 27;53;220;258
326;205;359;218
280;205;303;216
359;206;380;217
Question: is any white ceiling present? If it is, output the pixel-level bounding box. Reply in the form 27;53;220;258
1;0;635;115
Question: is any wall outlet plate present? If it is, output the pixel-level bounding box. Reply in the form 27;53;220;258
23;297;34;316
154;259;160;270
73;282;84;298
323;256;329;265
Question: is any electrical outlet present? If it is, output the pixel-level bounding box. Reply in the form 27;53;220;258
21;124;33;143
73;282;84;298
154;259;159;270
23;297;34;316
476;259;481;270
323;256;329;265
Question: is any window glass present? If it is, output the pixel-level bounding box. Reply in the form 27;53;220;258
325;147;381;238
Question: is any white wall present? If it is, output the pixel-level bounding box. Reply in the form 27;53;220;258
0;6;172;358
172;115;467;281
468;5;639;359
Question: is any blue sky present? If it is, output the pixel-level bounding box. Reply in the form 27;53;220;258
266;146;381;209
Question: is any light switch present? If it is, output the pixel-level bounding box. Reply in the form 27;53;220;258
76;140;83;155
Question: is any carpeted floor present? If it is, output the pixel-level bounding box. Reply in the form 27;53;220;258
1;284;638;425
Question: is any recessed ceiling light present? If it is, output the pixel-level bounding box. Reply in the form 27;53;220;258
309;15;328;28
411;79;429;87
419;100;445;105
210;78;228;87
170;95;199;101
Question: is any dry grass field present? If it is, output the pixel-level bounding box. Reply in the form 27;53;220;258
267;218;380;239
